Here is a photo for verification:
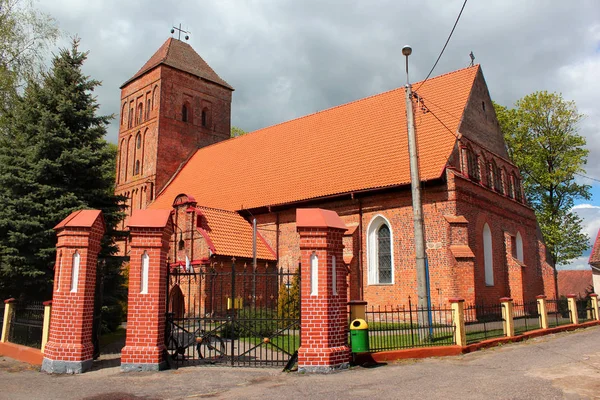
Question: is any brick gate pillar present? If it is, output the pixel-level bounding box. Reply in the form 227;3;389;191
296;208;350;373
42;210;105;374
121;210;172;372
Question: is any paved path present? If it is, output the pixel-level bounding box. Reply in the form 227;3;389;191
1;326;600;400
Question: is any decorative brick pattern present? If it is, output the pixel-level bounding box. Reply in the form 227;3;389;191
121;210;173;371
42;210;105;374
297;209;350;372
115;39;233;239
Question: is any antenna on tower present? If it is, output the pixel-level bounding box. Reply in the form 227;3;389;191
469;51;475;67
170;24;190;41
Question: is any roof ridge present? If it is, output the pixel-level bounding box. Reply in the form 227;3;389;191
248;64;480;136
197;205;240;215
414;64;480;92
162;37;173;63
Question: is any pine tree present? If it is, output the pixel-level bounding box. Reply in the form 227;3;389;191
0;38;124;301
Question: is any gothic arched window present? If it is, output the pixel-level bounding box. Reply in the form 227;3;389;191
493;161;504;194
182;104;188;123
516;231;524;263
367;215;394;285
121;103;127;126
466;146;480;182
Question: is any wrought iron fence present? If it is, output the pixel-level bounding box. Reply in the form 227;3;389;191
165;262;300;368
0;303;4;334
464;303;505;344
364;298;455;351
576;298;595;323
8;301;44;349
546;298;571;327
513;300;541;335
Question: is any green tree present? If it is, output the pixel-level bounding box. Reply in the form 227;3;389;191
494;92;590;267
0;38;125;303
277;271;300;321
231;126;247;138
0;0;59;113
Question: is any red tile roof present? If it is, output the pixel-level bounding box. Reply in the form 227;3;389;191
589;229;600;266
54;210;104;230
121;38;233;90
197;206;276;260
557;270;593;298
449;245;475;258
296;208;347;230
128;209;172;229
150;65;479;212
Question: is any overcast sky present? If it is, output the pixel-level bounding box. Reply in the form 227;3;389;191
37;0;600;269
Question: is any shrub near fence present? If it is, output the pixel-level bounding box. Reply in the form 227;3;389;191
576;298;596;323
8;301;44;349
364;298;455;352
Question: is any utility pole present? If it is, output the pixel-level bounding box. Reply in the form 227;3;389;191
402;46;431;321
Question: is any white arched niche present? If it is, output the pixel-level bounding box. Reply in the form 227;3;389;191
483;223;494;286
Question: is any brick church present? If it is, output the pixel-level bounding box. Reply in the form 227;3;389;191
115;37;556;308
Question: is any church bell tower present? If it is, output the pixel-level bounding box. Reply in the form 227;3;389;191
115;38;234;226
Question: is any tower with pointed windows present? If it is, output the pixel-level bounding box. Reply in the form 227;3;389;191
115;38;234;229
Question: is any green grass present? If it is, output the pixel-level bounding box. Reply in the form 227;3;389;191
465;328;505;344
244;334;300;355
99;326;126;348
365;330;455;351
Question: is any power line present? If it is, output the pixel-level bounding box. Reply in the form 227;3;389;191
413;93;458;139
414;93;462;123
575;172;600;183
414;0;468;92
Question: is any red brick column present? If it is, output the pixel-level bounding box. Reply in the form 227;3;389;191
121;210;172;371
296;208;350;373
42;210;105;374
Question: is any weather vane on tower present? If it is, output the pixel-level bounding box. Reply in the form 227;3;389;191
171;24;190;41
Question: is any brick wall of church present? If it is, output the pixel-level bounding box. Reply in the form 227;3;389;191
155;67;232;194
115;65;233;235
253;167;554;308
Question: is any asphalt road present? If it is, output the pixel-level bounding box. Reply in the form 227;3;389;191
2;326;599;400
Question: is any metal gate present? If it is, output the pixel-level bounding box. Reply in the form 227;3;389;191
165;260;300;368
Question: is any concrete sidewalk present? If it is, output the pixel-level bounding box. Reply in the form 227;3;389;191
2;326;600;400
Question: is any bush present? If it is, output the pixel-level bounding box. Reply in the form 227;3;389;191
277;271;300;322
220;307;279;339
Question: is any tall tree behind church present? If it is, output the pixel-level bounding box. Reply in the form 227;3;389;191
494;92;590;268
0;39;125;302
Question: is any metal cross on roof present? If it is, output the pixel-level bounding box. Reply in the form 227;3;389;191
171;24;190;41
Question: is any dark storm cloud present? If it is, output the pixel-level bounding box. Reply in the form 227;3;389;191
37;1;599;151
32;0;600;268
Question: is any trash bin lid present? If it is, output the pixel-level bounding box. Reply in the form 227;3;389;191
350;318;368;330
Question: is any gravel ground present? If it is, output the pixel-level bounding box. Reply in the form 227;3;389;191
1;325;599;400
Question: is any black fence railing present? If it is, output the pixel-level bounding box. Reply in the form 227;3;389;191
0;303;5;334
576;299;596;323
8;301;44;349
364;298;455;351
513;300;541;335
546;298;571;328
464;303;505;344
